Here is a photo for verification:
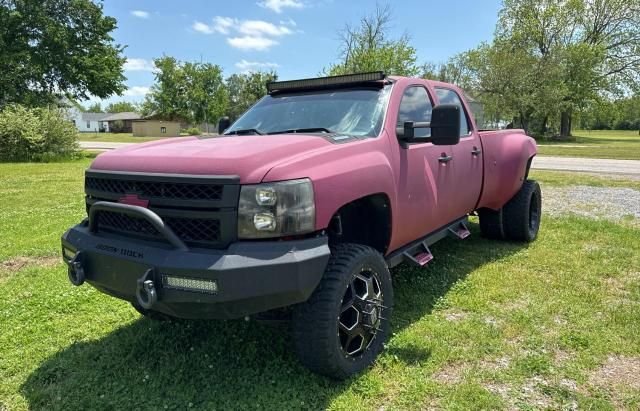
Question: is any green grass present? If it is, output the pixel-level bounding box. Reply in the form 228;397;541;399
530;170;640;191
537;129;640;160
1;163;639;410
76;133;188;143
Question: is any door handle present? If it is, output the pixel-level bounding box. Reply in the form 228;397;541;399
471;147;482;156
438;154;453;163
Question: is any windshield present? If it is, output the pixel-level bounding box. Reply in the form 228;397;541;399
225;85;392;137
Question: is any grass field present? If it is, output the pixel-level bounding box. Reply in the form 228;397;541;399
537;130;640;160
76;133;189;143
1;159;639;410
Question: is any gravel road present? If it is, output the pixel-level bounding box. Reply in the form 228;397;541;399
542;185;640;224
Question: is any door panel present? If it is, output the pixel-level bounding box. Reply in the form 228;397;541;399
434;88;483;217
392;85;458;248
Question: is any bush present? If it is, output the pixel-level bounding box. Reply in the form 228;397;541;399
0;104;79;162
183;127;201;136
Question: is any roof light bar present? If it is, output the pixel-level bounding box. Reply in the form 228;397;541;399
267;71;386;93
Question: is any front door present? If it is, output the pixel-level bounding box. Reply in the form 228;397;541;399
393;85;457;248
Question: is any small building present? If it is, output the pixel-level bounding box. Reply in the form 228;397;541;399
67;108;110;133
101;112;142;133
132;117;182;137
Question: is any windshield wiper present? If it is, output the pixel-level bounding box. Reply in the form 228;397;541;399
225;128;264;135
268;127;334;135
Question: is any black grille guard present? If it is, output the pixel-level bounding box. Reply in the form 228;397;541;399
89;201;188;251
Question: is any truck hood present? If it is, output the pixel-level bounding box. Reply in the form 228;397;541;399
90;134;344;183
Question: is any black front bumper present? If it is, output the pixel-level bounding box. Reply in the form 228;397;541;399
61;221;330;319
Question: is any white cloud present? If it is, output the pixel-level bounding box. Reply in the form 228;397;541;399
123;86;150;97
212;16;235;34
227;36;278;51
131;10;150;19
192;21;214;34
280;18;297;27
123;58;154;72
239;20;292;37
192;16;295;51
235;59;280;73
258;0;304;13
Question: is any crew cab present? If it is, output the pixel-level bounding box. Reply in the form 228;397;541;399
61;72;541;379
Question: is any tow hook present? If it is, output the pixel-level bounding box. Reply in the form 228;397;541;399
136;268;158;309
67;252;86;286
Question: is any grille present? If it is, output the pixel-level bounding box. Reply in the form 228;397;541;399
85;172;239;249
98;211;220;245
85;176;223;201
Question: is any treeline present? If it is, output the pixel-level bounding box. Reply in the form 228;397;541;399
2;0;638;143
432;0;640;138
578;96;640;131
138;56;276;126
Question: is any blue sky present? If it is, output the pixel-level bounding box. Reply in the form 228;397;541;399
96;0;502;105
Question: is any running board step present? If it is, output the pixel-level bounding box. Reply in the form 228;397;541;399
403;241;433;267
448;221;471;239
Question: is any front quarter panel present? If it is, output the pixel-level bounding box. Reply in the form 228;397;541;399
262;137;396;231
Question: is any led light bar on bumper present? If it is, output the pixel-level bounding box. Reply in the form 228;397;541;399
238;178;315;239
267;71;386;94
162;275;218;294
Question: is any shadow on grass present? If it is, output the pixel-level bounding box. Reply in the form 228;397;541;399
21;222;527;410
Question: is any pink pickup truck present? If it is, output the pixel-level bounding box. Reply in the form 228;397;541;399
62;72;540;379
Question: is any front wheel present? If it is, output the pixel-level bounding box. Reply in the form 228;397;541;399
291;243;393;380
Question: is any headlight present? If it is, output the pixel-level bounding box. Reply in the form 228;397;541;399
238;178;315;239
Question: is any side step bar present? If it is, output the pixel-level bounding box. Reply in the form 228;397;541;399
386;217;470;268
402;241;434;267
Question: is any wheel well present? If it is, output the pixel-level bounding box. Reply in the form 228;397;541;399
525;155;535;180
327;194;392;254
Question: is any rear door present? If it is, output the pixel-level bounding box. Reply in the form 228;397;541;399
435;87;483;217
393;84;456;247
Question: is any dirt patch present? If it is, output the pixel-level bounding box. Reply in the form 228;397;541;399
0;256;60;276
432;362;467;384
543;185;640;224
433;357;510;385
590;356;640;391
438;308;469;322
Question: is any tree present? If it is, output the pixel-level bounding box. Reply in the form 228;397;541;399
325;4;418;76
142;57;228;125
496;0;640;137
86;102;103;113
0;0;126;107
420;59;473;88
105;101;139;113
459;40;566;134
225;71;278;121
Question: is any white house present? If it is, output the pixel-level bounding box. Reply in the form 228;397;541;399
66;105;110;132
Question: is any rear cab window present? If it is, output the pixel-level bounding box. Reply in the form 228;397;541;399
434;88;472;136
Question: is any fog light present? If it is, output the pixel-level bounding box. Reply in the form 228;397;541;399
162;275;218;294
62;246;76;261
253;213;276;231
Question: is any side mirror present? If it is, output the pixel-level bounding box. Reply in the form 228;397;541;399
430;104;461;145
218;116;231;135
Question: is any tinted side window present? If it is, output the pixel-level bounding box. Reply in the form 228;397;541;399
435;88;471;136
397;86;432;138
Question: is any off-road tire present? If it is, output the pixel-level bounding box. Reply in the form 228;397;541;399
131;303;174;321
291;243;393;380
503;179;542;242
478;207;505;240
